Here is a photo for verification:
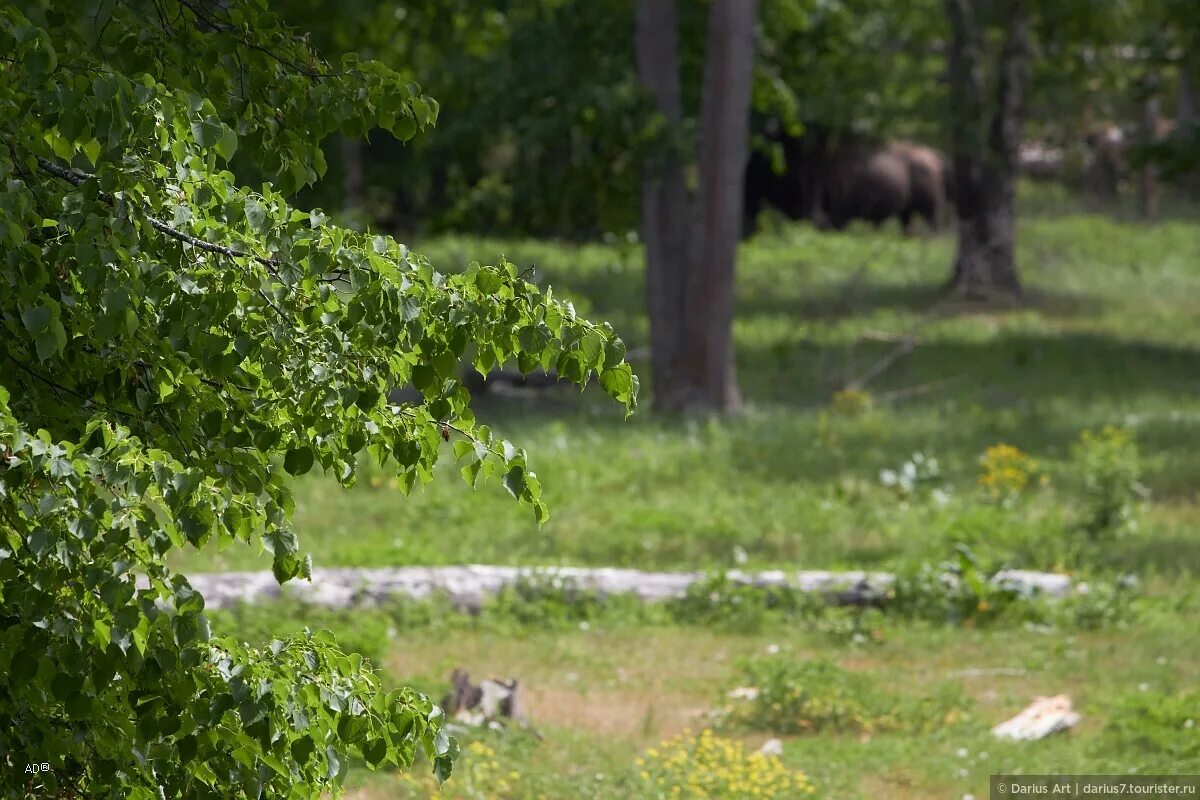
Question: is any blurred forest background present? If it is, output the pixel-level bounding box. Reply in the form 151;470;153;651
270;0;1200;241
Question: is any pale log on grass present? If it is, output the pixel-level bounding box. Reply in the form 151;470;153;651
160;566;1072;610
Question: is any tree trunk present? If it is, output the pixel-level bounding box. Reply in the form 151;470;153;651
635;0;756;414
1140;97;1161;221
1179;65;1200;196
341;135;365;217
428;162;448;219
635;0;692;412
1180;67;1199;133
945;0;1028;298
680;0;756;413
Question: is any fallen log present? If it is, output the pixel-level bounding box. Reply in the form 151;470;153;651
152;565;1071;611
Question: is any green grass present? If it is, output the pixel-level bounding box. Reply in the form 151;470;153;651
182;184;1200;798
174;184;1200;577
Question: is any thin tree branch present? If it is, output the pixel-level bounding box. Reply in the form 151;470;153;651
175;0;341;81
36;157;282;270
4;354;144;426
843;301;950;392
37;157;292;324
6;354;97;406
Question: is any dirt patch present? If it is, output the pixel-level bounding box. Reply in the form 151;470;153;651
383;631;721;741
522;684;709;740
858;767;945;800
385;628;743;695
838;655;886;672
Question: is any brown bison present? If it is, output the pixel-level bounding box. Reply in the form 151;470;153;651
743;128;953;235
891;141;954;229
820;141;951;232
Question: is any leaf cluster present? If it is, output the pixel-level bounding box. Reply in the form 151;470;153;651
0;2;635;796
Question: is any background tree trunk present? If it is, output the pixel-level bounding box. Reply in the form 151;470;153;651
341;135;365;216
636;0;757;414
1178;65;1200;197
1140;96;1161;221
945;0;1028;298
1180;67;1199;135
680;0;756;413
635;0;692;412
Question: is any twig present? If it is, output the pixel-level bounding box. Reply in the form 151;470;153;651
843;302;948;392
38;157;292;325
859;329;913;344
6;354;98;406
844;335;918;392
176;0;340;81
395;406;475;443
874;376;961;403
832;262;870;315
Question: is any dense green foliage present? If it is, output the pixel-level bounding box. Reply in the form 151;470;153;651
0;1;634;797
753;0;945;138
288;0;657;238
720;656;967;735
275;0;1200;240
287;0;953;237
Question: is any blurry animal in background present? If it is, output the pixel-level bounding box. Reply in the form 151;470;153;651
743;124;953;235
819;144;913;230
1082;123;1126;198
883;140;953;231
742;123;824;235
820;140;954;233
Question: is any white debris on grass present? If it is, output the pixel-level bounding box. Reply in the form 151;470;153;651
991;694;1081;741
756;738;784;757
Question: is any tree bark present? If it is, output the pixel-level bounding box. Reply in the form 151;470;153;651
635;0;756;414
1179;65;1200;196
945;0;1028;299
1140;97;1161;221
635;0;692;412
681;0;756;413
1180;67;1199;134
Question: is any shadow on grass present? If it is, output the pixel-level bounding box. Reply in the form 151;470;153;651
739;276;1106;325
738;328;1200;406
470;323;1200;499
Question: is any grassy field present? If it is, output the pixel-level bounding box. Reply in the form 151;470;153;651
176;185;1200;577
212;590;1199;799
364;620;1197;799
188;184;1200;798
